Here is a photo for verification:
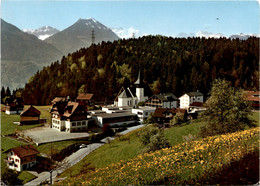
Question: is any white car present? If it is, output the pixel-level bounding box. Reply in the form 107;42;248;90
79;144;88;148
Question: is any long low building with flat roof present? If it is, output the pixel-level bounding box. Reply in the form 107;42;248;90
90;107;139;127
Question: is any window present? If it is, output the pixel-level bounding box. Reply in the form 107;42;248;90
82;121;86;125
15;159;19;163
14;164;18;167
77;122;81;126
72;122;76;126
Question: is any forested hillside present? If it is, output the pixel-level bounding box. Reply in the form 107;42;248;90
22;36;259;105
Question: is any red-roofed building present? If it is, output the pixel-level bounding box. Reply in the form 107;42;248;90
4;145;39;171
244;91;260;110
20;105;41;125
76;93;94;107
51;101;95;132
188;102;206;113
4;97;24;115
153;108;187;124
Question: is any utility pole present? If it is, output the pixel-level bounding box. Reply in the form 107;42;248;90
91;29;95;45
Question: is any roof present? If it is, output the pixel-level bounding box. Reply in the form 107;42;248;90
244;91;260;102
154;93;179;102
118;87;135;98
9;145;39;158
20;105;41;116
189;102;205;108
76;93;94;100
94;111;137;119
187;91;203;97
63;101;80;117
51;97;66;104
153;108;176;118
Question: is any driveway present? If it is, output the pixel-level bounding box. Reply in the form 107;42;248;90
21;127;90;145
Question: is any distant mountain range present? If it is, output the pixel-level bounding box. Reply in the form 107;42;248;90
1;18;120;89
45;18;120;55
23;26;60;40
1;19;63;89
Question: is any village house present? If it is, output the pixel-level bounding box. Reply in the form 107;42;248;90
20;105;41;125
179;91;203;109
132;107;156;122
4;145;39;172
153;107;187;125
114;71;152;107
51;99;95;132
4;97;24;115
145;93;179;108
76;93;94;107
244;91;260;110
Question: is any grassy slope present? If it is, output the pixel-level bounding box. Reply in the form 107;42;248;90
60;112;259;179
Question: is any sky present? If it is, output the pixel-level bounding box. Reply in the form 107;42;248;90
1;0;259;38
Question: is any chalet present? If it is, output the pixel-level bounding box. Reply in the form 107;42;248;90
179;91;203;109
20;105;41;125
132;107;156;122
4;145;39;172
114;71;152;107
145;93;179;108
4;97;24;115
76;93;94;107
51;101;94;132
153;108;187;124
244;91;260;110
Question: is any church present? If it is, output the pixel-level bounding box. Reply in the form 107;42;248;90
114;71;152;107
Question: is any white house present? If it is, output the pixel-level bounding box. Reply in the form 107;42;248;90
132;107;156;122
114;71;151;107
179;91;203;109
5;145;39;172
145;93;179;108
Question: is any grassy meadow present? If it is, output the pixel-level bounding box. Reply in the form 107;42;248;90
59;111;259;181
62;127;259;185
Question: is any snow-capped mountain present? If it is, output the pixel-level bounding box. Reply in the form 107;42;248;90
23;26;60;40
45;18;120;55
229;33;256;40
112;27;141;39
175;31;225;38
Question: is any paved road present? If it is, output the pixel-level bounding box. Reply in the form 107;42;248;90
25;124;145;185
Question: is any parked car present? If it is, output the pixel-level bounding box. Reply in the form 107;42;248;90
79;144;88;148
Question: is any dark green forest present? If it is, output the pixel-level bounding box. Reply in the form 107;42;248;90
21;36;259;105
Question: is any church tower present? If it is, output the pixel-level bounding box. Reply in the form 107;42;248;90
135;70;146;102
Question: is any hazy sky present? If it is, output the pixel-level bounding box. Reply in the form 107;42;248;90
1;0;259;37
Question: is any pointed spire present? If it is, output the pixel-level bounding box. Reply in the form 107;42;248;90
134;70;141;85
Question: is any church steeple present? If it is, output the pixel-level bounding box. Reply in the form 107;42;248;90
134;70;144;88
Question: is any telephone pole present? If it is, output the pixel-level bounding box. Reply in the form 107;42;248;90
91;29;95;45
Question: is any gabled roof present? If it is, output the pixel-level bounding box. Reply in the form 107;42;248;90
118;87;135;98
76;93;94;100
51;97;66;104
154;93;179;102
153;108;176;118
20;105;41;116
244;91;260;102
187;91;203;97
8;145;39;158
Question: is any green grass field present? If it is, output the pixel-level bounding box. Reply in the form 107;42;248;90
59;111;259;179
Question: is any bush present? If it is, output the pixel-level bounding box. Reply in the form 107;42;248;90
170;112;185;126
138;125;170;152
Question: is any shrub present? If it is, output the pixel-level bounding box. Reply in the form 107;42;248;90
138;125;170;152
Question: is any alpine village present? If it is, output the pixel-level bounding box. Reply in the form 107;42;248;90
1;17;259;186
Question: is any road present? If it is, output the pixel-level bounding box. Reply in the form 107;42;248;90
25;124;145;185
